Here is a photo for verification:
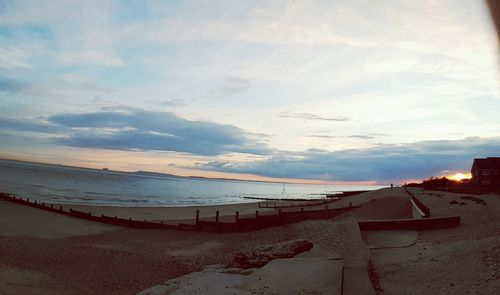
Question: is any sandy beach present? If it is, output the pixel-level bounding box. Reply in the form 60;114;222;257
0;187;499;294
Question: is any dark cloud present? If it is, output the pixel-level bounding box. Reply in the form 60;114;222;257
47;110;272;156
201;137;500;181
280;112;349;122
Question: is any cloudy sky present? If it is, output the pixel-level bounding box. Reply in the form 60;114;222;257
1;0;499;184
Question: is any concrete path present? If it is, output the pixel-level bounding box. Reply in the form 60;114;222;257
343;219;376;295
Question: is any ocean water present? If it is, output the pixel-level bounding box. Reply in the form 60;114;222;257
0;159;384;206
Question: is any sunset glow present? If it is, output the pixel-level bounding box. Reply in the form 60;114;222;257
448;173;472;181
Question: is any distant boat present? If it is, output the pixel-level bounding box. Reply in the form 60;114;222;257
102;168;109;171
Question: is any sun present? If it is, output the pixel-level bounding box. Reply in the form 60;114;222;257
449;172;471;181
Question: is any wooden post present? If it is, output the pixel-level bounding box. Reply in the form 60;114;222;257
88;212;91;216
50;204;53;209
215;210;220;232
278;209;282;224
195;209;200;225
324;205;328;219
59;206;63;211
301;207;305;220
235;211;240;232
255;210;259;218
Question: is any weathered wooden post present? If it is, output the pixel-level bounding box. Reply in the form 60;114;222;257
50;204;53;209
88;212;91;216
255;210;259;230
324;205;329;219
278;209;282;225
59;206;63;212
301;207;305;220
215;210;220;232
255;210;259;218
195;209;200;225
235;211;239;232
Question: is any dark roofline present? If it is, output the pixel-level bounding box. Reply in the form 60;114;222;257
472;157;500;171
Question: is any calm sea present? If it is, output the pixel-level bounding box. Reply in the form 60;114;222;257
0;159;384;206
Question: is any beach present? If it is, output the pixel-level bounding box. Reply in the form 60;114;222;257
0;187;499;294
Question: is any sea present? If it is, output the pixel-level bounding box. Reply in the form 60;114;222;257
0;159;384;206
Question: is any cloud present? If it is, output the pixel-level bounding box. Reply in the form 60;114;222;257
307;133;389;140
348;135;375;140
0;77;26;92
307;135;337;139
0;45;32;69
56;51;124;67
280;112;349;122
0;117;56;133
161;99;186;108
46;110;272;156
220;78;251;96
201;137;500;182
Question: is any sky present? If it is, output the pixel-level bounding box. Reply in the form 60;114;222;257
1;0;500;185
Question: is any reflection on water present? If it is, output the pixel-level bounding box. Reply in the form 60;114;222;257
0;159;384;206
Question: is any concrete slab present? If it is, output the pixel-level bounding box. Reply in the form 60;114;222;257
362;230;418;249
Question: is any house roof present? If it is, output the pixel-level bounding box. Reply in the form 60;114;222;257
472;157;500;171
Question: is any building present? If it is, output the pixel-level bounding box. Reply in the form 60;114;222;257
471;157;500;187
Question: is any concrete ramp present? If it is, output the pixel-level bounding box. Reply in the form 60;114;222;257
138;245;343;295
239;257;342;294
343;219;376;295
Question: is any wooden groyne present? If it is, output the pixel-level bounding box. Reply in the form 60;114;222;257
257;197;340;209
358;216;461;231
0;192;358;233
